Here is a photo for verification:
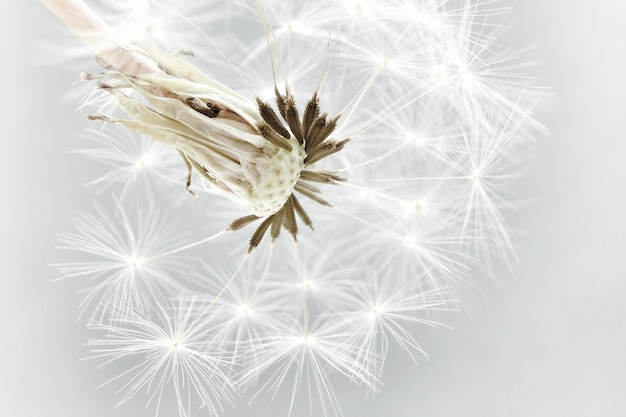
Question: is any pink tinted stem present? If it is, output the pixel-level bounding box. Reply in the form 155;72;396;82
40;0;158;74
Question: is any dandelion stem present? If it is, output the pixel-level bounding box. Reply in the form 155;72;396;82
311;230;369;303
249;243;275;303
317;4;344;96
339;181;410;205
347;176;472;183
348;69;465;139
255;0;286;91
141;230;227;263
329;205;401;240
181;253;249;339
338;24;412;124
41;0;112;51
40;0;159;74
337;141;410;173
292;240;310;335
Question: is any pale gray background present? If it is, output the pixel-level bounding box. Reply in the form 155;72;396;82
2;1;625;416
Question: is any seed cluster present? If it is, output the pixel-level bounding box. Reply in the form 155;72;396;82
230;89;350;252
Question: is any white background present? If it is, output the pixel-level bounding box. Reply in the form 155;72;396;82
2;1;625;416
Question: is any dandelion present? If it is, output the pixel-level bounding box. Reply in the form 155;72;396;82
87;298;236;416
239;317;378;417
55;200;194;320
42;0;545;415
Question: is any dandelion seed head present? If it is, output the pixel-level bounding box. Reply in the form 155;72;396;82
127;257;143;268
87;299;236;415
369;305;384;317
299;334;314;345
44;0;547;414
237;303;253;316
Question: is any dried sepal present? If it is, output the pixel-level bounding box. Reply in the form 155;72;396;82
299;170;345;184
282;196;298;239
285;96;304;144
257;98;291;139
248;215;275;252
229;215;261;231
302;92;320;138
291;195;313;230
294;183;331;207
